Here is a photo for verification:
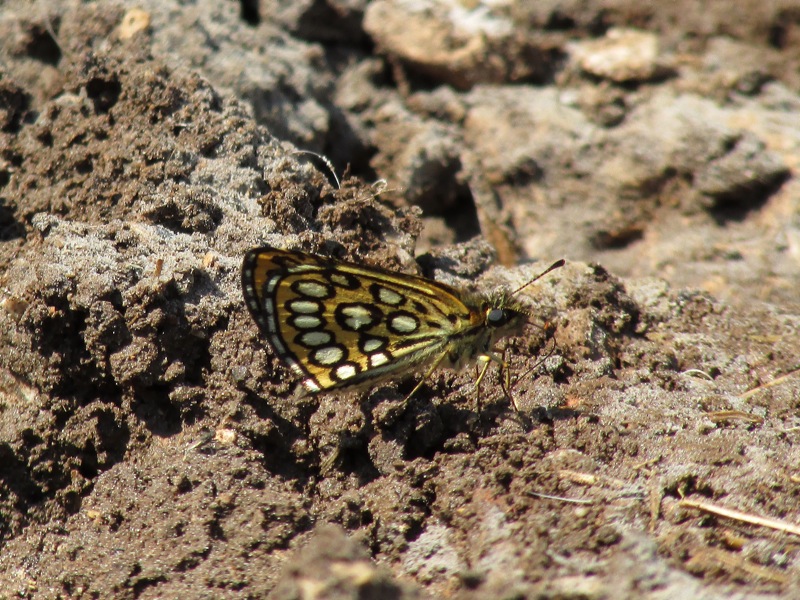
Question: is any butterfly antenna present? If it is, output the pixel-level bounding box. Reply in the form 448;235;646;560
510;259;565;298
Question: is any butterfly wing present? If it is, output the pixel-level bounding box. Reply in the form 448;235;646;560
241;247;481;392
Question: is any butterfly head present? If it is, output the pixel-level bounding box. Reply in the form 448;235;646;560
482;294;529;338
485;258;565;337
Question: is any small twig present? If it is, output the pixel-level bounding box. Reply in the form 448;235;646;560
292;150;340;188
681;369;715;381
738;366;800;400
557;469;597;486
706;410;764;424
528;491;593;505
632;456;662;470
680;498;800;537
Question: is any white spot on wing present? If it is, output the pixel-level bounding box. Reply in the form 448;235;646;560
335;364;357;380
313;346;345;366
378;287;403;305
293;315;322;329
330;273;354;287
362;338;384;352
390;314;418;333
266;275;280;293
370;353;389;367
303;378;322;392
296;281;330;298
342;304;376;330
288;299;320;314
268;334;287;355
300;331;332;347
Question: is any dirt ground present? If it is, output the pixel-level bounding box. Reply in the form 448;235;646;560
1;0;800;598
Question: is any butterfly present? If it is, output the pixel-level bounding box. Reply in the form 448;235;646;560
241;246;563;403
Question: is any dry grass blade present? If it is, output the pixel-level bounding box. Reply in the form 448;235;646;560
680;498;800;537
738;366;800;400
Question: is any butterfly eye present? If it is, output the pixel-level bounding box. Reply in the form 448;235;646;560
486;308;510;327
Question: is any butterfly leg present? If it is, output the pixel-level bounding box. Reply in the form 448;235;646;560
404;351;448;402
493;347;518;410
498;347;519;410
475;350;519;410
475;354;493;390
